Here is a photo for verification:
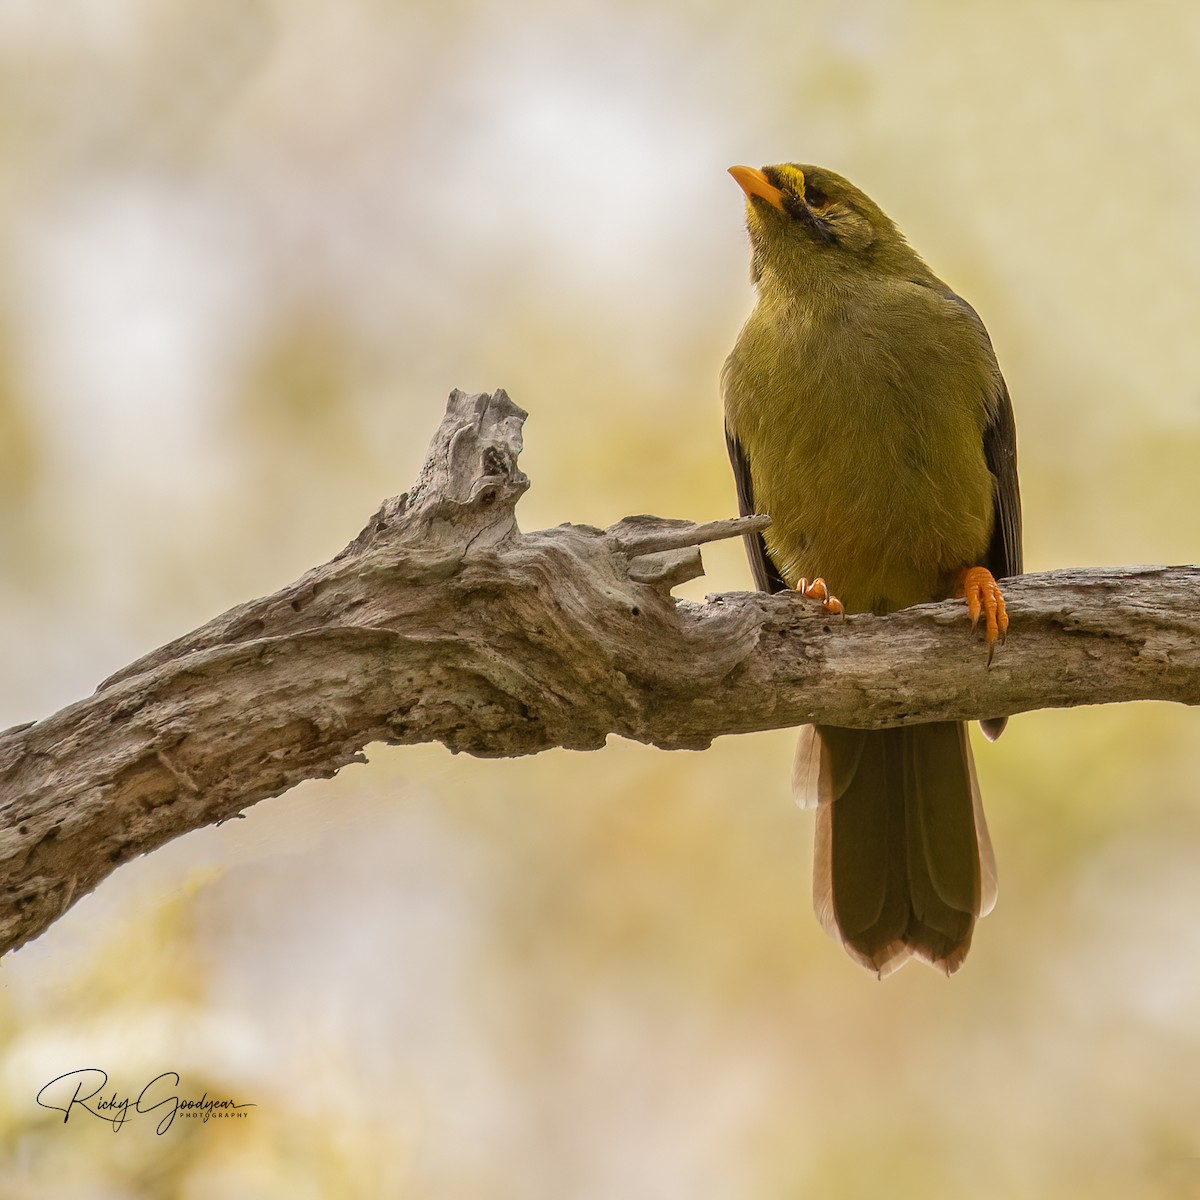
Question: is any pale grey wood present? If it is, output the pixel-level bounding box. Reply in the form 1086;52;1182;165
1;388;1197;956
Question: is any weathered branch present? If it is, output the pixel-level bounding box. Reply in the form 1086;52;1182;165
2;389;1198;957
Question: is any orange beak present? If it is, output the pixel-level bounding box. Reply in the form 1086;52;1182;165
728;165;787;211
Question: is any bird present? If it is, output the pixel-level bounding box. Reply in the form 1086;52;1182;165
722;163;1022;977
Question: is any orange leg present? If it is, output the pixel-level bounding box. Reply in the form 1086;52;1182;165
955;566;1008;663
794;577;845;619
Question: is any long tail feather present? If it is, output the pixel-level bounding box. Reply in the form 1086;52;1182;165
798;722;995;976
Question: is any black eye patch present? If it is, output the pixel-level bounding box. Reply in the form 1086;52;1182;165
783;192;837;245
805;187;829;208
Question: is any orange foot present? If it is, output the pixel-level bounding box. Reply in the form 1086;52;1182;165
955;566;1009;664
794;577;845;619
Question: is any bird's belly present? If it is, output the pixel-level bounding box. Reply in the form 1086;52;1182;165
752;387;994;615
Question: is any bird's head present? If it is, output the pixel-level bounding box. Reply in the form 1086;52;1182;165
729;163;930;292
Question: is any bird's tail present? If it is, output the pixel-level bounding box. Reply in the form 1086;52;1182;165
794;722;997;977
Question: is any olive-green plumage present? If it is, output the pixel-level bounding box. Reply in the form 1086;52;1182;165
723;164;1021;976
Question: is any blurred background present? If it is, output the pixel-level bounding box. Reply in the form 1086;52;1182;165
2;0;1200;1195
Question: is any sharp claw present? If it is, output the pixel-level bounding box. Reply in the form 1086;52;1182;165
957;566;1010;663
791;576;845;620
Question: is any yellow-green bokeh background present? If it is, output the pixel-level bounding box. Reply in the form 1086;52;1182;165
3;1;1200;1195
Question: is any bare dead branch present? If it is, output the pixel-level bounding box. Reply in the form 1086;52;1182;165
1;388;1197;956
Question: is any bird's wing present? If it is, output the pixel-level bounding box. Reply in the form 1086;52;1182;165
940;290;1023;580
725;426;788;594
981;375;1023;580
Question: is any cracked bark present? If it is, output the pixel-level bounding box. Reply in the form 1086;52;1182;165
2;388;1198;957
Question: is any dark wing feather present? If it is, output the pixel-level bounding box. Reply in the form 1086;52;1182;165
725;426;788;594
981;377;1022;581
938;290;1023;581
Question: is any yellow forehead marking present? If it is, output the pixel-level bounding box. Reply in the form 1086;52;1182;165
774;165;806;197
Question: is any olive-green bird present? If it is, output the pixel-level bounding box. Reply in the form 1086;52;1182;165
722;163;1022;977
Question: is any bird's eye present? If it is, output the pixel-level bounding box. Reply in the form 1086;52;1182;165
805;187;829;209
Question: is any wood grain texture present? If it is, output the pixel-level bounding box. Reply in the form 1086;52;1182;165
1;389;1197;956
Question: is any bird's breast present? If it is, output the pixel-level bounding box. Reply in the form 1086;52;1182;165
724;292;996;613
